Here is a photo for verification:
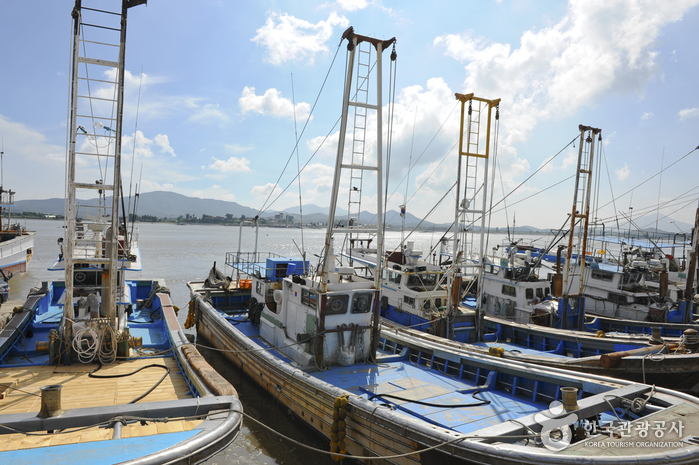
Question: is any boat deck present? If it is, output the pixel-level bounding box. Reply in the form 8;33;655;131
230;315;559;435
313;355;543;434
0;356;203;454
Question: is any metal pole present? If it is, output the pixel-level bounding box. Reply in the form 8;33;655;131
322;38;356;291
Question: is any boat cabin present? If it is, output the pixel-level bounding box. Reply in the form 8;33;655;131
249;257;376;368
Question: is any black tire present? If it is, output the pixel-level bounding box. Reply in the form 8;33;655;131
247;297;258;322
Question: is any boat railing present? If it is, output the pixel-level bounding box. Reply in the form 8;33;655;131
225;251;283;278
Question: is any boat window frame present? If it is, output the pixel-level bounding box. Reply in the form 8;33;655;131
351;292;373;313
502;284;517;297
608;292;628;304
301;288;317;309
591;269;614;282
326;294;349;315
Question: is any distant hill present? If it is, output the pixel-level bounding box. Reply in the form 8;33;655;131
14;191;693;233
15;191;259;219
14;191;448;229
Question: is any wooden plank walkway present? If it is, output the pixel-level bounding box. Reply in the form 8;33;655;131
0;357;203;452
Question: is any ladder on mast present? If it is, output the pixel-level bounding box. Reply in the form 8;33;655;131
346;42;372;233
64;0;145;338
450;93;500;341
561;124;601;330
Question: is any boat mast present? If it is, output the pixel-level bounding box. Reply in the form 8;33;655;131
64;0;146;344
321;27;395;358
450;93;499;341
683;199;699;324
561;125;601;330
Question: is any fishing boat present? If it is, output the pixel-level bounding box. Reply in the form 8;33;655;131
346;100;699;390
190;28;699;463
0;2;242;463
0;186;36;277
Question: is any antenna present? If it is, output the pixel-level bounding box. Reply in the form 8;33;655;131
128;67;144;229
291;73;306;270
1;135;4;188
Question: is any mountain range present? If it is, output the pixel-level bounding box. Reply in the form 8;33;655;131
14;190;693;233
13;191;449;229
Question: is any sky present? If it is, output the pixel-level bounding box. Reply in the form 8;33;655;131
1;0;698;232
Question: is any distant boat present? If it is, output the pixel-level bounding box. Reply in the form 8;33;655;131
0;2;242;463
0;186;35;276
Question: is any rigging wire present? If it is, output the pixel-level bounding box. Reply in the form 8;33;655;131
258;46;379;216
403;106;418;243
384;101;460;215
256;41;344;216
598;145;699;211
492;174;576;213
488;134;579;213
383;44;398;239
485;104;500;257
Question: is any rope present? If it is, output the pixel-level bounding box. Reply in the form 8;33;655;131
88;363;170;404
72;325;99;363
238;408;533;460
367;390;490;408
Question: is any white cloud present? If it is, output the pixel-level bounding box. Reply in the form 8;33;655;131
188;103;227;123
335;0;370;12
641;112;654;120
616;163;630;181
239;86;311;121
153;134;176;157
602;130;617;146
678;107;699;120
140;179;174;191
191;186;236;202
252;12;349;65
251;182;283;198
434;0;697;146
209;157;252;173
122;130;177;159
225;143;253;153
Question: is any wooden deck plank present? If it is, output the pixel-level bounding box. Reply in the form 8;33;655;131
0;357;204;452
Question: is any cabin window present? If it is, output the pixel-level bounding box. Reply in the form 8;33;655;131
591;269;614;281
326;294;349;315
502;285;516;297
634;296;649;305
351;293;373;313
623;272;642;285
407;273;438;290
256;281;263;296
545;287;550;296
403;296;415;308
536;288;544;299
608;292;627;304
388;271;402;285
301;289;317;309
525;288;534;299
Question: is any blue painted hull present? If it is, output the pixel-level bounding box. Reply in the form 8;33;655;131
192;289;699;464
0;280;243;464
